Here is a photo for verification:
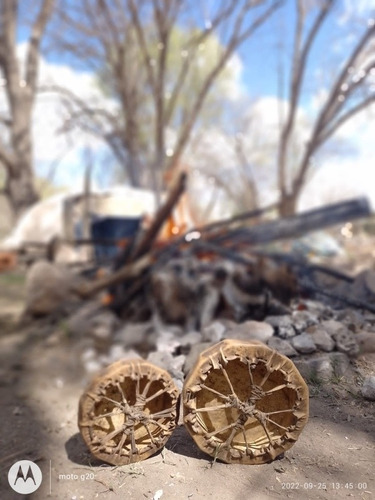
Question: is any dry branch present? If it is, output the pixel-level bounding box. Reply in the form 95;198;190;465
130;171;187;259
77;254;151;298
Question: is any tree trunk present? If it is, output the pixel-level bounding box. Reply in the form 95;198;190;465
5;161;38;219
278;192;298;217
5;101;39;218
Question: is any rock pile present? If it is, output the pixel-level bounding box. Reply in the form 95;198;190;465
55;294;375;399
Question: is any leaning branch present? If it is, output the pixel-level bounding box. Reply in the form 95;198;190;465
25;0;55;89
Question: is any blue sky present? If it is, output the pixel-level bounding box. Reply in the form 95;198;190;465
12;0;375;208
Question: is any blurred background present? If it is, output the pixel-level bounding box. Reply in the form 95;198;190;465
0;0;375;236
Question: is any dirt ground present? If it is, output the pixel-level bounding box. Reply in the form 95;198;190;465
0;269;374;500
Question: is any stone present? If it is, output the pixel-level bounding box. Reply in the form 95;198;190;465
90;311;120;349
361;376;375;401
293;352;351;381
328;352;351;378
179;331;202;347
202;321;227;343
291;310;318;333
107;344;129;362
66;301;102;337
25;260;81;316
309;328;335;352
293;355;333;381
364;270;375;295
68;305;119;352
317;320;359;357
183;342;213;376
294;299;332;318
319;319;345;337
147;351;185;390
114;322;155;352
356;331;375;355
155;329;183;354
225;321;273;343
332;327;359;358
264;315;295;339
291;333;316;354
267;337;298;357
335;309;366;330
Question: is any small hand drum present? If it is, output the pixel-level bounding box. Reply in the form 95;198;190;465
78;359;179;465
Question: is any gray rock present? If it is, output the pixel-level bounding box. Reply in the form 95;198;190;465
25;261;81;316
320;319;347;337
265;315;295;339
147;351;185;390
293;352;351;381
267;337;298;357
90;311;120;351
225;321;273;343
183;342;213;376
83;359;103;374
291;310;319;333
155;329;183;353
309;328;335;352
332;327;359;357
202;321;227;343
66;301;103;337
328;352;351;378
294;299;332;318
335;309;366;330
293;355;333;381
179;331;202;347
361;376;375;401
364;271;375;296
291;333;316;354
115;322;155;352
107;344;130;362
356;331;375;355
317;320;359;357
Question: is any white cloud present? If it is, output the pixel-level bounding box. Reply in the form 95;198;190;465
0;44;114;189
187;95;375;216
300;101;375;209
34;56;115;187
339;0;375;25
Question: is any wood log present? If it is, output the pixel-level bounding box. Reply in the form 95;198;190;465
214;197;371;246
76;254;151;298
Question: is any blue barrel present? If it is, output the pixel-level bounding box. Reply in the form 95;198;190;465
91;216;141;261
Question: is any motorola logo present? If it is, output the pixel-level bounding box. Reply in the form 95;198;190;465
8;460;43;494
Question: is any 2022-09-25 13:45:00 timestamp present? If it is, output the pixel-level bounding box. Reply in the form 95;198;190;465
281;482;368;490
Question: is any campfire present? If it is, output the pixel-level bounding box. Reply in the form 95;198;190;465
8;173;374;396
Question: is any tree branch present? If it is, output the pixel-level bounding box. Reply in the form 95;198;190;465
277;0;333;195
169;0;283;170
25;0;55;90
293;21;375;193
316;94;375;147
127;0;157;93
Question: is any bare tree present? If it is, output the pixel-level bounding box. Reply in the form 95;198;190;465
48;0;282;196
0;0;55;219
277;0;375;215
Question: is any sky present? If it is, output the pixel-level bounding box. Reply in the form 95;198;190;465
7;0;375;213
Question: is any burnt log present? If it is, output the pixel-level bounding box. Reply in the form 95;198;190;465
214;197;371;246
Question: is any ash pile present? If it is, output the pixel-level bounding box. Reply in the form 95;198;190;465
21;174;375;400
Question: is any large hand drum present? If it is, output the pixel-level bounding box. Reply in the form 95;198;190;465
183;339;309;464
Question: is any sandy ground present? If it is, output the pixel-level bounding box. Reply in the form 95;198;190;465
0;269;374;500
